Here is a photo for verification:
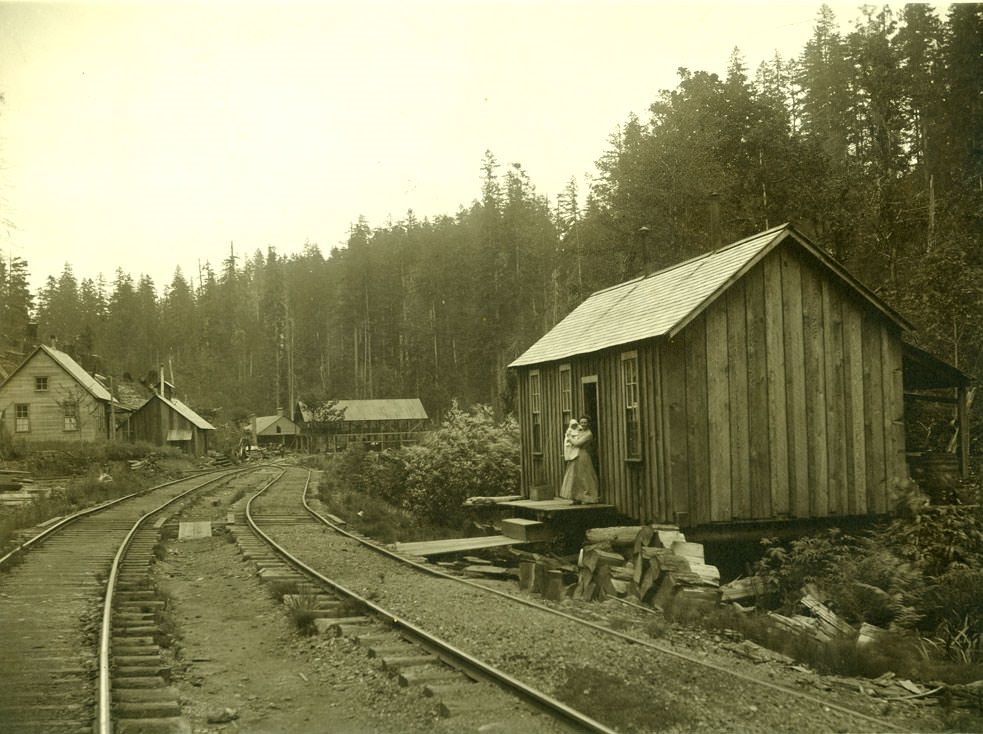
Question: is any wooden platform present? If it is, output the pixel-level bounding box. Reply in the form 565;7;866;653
498;498;616;518
392;534;523;558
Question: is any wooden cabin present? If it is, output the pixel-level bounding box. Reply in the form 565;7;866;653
0;344;118;444
127;380;215;456
509;223;942;530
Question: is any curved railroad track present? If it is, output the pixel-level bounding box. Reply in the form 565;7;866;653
241;465;929;734
0;467;269;734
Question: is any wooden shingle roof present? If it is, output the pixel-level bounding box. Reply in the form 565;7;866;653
510;223;912;368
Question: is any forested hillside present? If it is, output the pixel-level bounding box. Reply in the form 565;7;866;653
1;4;980;427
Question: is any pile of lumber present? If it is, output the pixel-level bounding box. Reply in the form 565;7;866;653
571;525;721;613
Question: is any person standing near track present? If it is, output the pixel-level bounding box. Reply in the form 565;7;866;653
559;415;598;504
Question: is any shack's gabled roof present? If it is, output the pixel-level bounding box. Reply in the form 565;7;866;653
136;392;215;430
509;223;912;368
255;414;302;435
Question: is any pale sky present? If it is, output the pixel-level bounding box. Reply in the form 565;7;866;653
0;1;917;293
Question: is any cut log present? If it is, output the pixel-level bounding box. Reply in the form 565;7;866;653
720;576;773;602
800;593;855;639
585;526;646;546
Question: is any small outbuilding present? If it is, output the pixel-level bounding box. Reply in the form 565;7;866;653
509;223;968;529
127;380;215;456
251;412;305;450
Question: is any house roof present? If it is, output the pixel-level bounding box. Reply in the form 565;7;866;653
332;398;428;422
509;223;913;368
0;344;115;401
139;392;215;430
254;414;301;435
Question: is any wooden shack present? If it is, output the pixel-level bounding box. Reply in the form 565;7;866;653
127;380;215;456
509;223;935;529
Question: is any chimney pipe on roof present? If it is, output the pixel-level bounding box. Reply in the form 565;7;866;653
709;192;722;250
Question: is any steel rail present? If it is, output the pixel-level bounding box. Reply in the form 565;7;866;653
245;469;618;734
0;469;224;568
295;478;912;734
96;467;252;734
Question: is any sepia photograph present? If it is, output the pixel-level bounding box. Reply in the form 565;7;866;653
0;1;980;732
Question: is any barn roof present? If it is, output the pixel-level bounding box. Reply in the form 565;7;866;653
334;398;428;422
509;223;912;368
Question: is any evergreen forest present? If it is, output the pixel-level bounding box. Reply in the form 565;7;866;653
1;4;980;430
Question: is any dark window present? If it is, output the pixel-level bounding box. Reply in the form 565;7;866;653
530;371;542;453
621;352;641;459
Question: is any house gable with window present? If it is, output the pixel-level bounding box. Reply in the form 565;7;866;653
509;223;934;529
0;344;115;443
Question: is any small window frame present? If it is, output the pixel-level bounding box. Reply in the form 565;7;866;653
621;351;642;461
529;370;543;455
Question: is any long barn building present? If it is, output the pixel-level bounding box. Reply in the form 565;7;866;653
509;223;930;529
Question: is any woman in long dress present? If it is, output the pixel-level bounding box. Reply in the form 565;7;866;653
559;416;599;504
558;419;580;499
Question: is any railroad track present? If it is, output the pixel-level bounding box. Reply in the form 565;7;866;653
242;466;917;734
0;466;270;734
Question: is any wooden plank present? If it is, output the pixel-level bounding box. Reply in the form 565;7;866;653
642;346;659;522
763;254;789;517
781;249;809;518
862;313;886;513
705;300;732;522
653;344;670;523
745;265;771;519
801;263;828;517
663;337;690;524
685;315;710;525
393;535;520;557
843;302;867;514
882;328;906;494
727;281;751;520
822;279;848;516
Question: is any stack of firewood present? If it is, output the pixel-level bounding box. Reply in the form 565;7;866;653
572;525;721;613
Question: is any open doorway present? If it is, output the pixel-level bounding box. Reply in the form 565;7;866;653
581;376;600;481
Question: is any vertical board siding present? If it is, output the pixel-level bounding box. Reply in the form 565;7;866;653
781;250;811;518
801;263;829;517
641;344;661;522
843;304;868;514
763;255;790;516
744;266;773;519
726;282;751;519
684;316;711;525
705;301;732;522
822;280;848;516
663;337;690;522
862;312;886;513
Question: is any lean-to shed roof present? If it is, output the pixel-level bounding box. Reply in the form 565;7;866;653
137;392;215;430
510;223;912;368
